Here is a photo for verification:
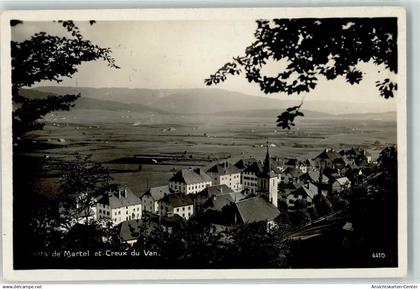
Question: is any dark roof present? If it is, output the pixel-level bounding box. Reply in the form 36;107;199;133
279;182;301;191
198;184;234;198
243;161;263;174
291;186;317;200
284;158;298;166
203;195;234;212
234;196;280;224
169;168;212;184
283;167;302;178
207;162;241;175
160;193;194;208
314;149;342;161
144;185;172;201
160;214;185;228
304;159;318;167
234;158;257;170
97;186;141;209
300;171;329;184
345;148;358;156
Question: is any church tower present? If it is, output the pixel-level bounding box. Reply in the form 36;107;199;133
258;141;278;207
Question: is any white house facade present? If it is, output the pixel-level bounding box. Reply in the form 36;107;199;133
158;193;194;220
95;186;142;226
169;168;212;194
206;162;242;192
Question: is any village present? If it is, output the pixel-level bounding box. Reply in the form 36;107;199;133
67;143;378;247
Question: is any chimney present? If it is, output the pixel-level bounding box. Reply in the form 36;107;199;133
118;189;121;199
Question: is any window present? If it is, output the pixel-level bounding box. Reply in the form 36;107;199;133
182;207;185;211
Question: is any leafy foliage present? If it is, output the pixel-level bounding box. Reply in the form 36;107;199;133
59;155;112;224
11;20;119;142
276;104;304;129
205;18;398;127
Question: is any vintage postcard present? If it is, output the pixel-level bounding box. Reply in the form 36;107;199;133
1;7;407;281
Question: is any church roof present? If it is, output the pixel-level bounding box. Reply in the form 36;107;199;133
234;196;280;224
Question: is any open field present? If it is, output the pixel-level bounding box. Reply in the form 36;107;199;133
20;108;397;198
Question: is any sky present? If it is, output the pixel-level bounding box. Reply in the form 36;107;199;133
11;20;397;111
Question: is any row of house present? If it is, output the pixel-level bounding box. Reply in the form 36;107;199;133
85;145;371;246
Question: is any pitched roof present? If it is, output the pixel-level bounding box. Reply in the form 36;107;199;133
203;195;234;212
284;158;298;166
144;185;172;201
291;185;318;200
97;186;141;209
300;170;329;184
234;158;257;170
169;168;212;184
160;214;185;228
334;177;351;186
243;161;263;174
160;193;194;208
234;196;280;224
302;159;317;167
283;167;302;178
314;149;342;161
207;162;241;175
198;184;234;198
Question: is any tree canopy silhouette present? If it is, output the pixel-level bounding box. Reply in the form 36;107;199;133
205;18;398;129
11;20;119;143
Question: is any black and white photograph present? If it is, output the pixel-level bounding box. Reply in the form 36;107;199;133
1;7;407;280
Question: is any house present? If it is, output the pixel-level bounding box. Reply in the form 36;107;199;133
234;158;257;171
282;166;302;183
95;186;142;225
169;168;212;194
314;148;342;168
201;187;245;212
242;161;263;194
158;193;194;220
141;185;172;214
299;159;317;173
278;182;303;204
202;194;235;213
340;147;372;165
299;170;329;185
194;184;244;213
206;162;242;192
287;184;317;210
283;158;299;169
332;177;351;193
233;196;280;227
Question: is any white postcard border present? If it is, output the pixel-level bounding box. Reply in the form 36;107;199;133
1;6;407;281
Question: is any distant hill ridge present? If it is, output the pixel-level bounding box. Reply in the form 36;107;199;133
23;86;396;120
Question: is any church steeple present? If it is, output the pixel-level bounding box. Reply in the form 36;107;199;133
263;139;271;176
